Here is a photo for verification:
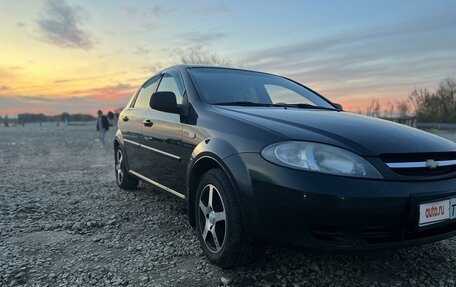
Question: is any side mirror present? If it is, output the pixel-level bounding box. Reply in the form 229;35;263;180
150;91;180;114
332;103;343;110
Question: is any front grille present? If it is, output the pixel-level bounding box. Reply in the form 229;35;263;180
388;165;456;177
363;222;456;244
381;152;456;178
310;225;352;245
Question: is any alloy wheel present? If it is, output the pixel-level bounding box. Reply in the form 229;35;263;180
198;184;227;253
116;149;124;185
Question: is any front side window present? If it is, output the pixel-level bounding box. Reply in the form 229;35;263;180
188;68;334;109
134;75;160;109
156;71;184;104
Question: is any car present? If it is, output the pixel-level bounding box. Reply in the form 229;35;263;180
114;65;456;268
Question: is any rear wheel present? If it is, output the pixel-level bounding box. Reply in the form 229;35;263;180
195;168;257;268
115;145;138;189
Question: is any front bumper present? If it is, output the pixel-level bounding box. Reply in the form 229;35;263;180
225;153;456;250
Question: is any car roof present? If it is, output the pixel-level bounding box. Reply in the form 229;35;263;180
164;64;279;77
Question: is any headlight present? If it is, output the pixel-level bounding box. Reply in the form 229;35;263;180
261;141;383;179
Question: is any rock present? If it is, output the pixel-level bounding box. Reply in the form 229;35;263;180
86;221;97;228
72;222;83;231
139;275;149;282
221;276;232;286
309;264;321;273
163;246;175;254
92;237;102;242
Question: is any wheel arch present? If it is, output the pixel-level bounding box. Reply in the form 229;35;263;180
114;132;131;171
187;153;246;229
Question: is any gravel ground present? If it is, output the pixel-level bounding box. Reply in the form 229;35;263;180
2;125;456;287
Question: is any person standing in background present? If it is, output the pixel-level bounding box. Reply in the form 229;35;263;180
96;110;109;146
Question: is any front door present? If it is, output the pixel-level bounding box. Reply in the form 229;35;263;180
140;70;187;195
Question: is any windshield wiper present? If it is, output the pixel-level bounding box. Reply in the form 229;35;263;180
212;101;272;107
212;102;338;110
271;103;337;111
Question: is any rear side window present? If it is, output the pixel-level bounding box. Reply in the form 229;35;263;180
156;72;184;104
133;76;160;109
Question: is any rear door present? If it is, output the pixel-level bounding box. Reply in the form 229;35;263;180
121;75;160;172
139;70;187;195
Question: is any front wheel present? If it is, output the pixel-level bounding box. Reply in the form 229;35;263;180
195;168;258;268
115;145;138;190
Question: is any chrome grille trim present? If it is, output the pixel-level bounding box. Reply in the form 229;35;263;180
386;159;456;169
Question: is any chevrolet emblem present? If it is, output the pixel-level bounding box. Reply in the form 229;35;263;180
425;159;439;169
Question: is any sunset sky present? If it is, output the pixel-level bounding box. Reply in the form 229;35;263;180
1;0;455;116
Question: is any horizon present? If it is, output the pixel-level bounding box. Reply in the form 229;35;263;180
1;0;456;116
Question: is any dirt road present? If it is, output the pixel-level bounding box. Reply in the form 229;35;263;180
1;125;456;286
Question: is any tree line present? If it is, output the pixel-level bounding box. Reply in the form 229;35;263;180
16;112;96;124
361;76;456;123
409;76;456;123
2;109;123;127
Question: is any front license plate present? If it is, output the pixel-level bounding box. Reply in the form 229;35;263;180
419;199;456;227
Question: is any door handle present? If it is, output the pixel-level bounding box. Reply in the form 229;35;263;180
143;119;153;127
122;116;129;122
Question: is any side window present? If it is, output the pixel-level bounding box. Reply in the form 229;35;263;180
265;84;314;105
133;76;160;109
156;71;184;104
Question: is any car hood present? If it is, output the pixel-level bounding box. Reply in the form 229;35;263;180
214;106;456;156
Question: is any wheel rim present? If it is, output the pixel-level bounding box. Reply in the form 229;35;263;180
198;184;227;253
116;149;124;185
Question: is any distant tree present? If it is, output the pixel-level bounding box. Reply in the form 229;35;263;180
409;76;456;122
69;113;95;122
436;77;456;121
18;113;47;123
16;112;95;124
176;47;233;66
366;98;381;117
388;101;395;118
395;100;409;117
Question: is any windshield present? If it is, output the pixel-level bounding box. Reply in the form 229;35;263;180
188;68;335;109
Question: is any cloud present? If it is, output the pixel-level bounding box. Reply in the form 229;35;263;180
143;62;165;74
71;83;136;102
121;4;162;17
36;0;95;49
0;68;17;80
238;12;456;106
53;75;108;84
178;31;227;45
0;86;9;91
0;83;137;115
133;46;151;55
202;1;229;14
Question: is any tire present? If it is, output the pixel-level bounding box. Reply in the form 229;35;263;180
195;168;257;268
115;145;138;190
